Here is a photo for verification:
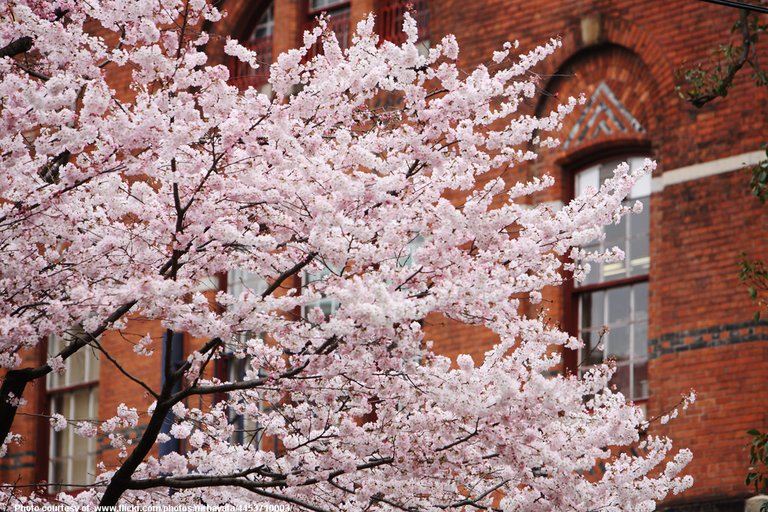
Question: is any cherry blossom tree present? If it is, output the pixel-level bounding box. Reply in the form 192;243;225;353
0;0;694;510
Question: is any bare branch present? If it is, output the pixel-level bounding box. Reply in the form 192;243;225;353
88;336;159;399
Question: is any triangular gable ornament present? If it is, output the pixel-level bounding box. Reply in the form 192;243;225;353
563;81;644;149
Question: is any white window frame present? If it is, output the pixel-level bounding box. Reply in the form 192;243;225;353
251;3;274;39
225;269;270;448
575;156;650;401
47;331;99;492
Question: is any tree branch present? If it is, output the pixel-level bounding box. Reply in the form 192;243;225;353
261;252;317;299
88;336;159;399
0;36;32;59
686;9;752;107
0;300;137;448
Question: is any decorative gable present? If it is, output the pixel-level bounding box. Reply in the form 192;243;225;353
563;81;644;149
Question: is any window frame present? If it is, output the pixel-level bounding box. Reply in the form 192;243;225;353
303;0;351;58
307;0;349;16
568;155;651;403
46;331;100;494
221;269;276;451
377;0;430;44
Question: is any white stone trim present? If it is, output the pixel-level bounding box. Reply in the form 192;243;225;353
651;150;765;193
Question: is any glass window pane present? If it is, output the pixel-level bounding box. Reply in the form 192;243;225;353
599;160;622;182
52;457;67;489
575;166;599;196
633;361;648;400
71;454;88;485
580;292;593;330
586;336;604;366
319;298;337;318
631;197;650;236
575;157;651;400
67;348;86;386
590;290;605;329
53;428;68;469
610;363;631;398
630;241;650;276
228;269;267;298
579;291;605;366
629;172;651;199
603;219;627;280
632;282;648;322
629;197;649;276
606;286;631;326
305;266;332;284
72;431;89;464
399;234;424;267
252;3;274;38
73;388;89;419
48;335;62;389
606;324;630;361
581;243;601;285
49;366;98;491
86;348;100;382
575;156;649;286
633;321;648;358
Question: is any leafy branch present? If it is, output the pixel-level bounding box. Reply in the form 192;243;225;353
746;428;768;510
677;10;767;107
739;254;768;321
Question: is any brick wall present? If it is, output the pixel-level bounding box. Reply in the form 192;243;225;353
3;1;768;509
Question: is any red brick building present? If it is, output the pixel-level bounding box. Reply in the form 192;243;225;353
2;1;768;510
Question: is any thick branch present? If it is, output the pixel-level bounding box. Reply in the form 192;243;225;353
127;467;284;490
125;457;395;509
98;356;179;507
0;300;137;447
0;36;32;59
170;376;268;402
261;252;317;299
171;337;221;380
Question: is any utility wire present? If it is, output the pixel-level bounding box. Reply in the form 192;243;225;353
698;0;768;14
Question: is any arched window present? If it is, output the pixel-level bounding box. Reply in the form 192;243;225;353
575;156;650;401
230;2;273;90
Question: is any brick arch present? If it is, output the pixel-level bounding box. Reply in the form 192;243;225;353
533;43;663;175
535;14;676;105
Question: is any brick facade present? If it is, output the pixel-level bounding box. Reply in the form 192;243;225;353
3;1;768;509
